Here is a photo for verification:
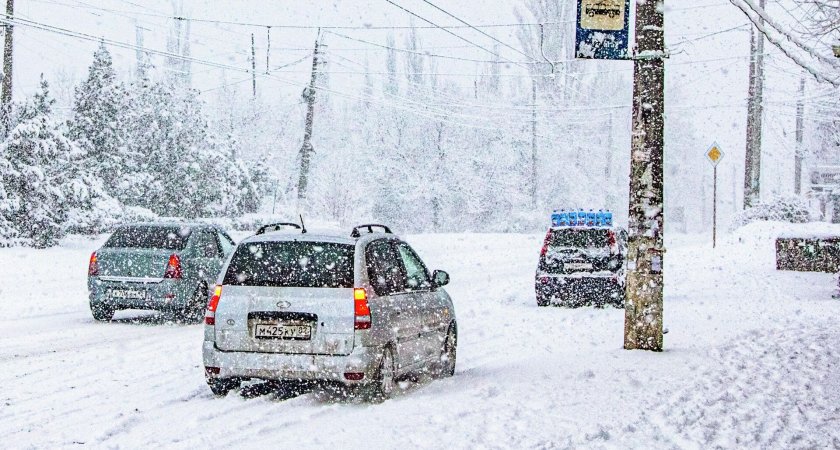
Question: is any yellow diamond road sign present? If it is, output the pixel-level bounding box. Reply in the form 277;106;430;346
706;143;724;166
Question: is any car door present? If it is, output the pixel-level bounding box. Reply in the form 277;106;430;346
365;239;422;373
191;229;223;289
395;241;445;362
213;229;236;277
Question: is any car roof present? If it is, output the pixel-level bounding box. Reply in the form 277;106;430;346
119;222;214;230
241;229;397;246
549;225;626;232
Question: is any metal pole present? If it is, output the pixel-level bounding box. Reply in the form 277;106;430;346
713;165;717;248
265;27;271;75
250;33;256;97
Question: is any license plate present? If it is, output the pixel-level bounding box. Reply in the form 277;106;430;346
253;323;312;340
565;262;593;270
108;288;146;300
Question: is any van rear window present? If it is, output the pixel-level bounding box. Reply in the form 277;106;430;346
104;226;191;250
549;229;609;248
223;241;354;288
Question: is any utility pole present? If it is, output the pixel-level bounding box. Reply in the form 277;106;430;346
250;33;256;98
297;30;320;209
265;27;271;74
2;0;14;134
530;79;538;207
794;74;805;195
624;0;665;352
743;0;766;208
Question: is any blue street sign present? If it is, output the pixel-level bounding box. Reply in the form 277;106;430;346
575;0;631;60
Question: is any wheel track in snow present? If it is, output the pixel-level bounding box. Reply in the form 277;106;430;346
627;323;840;449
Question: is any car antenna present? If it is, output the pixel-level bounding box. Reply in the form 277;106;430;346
299;214;307;234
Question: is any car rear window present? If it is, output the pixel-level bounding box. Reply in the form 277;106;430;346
223;241;355;288
103;226;191;250
548;229;609;248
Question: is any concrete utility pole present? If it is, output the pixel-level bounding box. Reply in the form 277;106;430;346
624;0;665;352
2;0;14;132
743;0;766;208
297;31;320;208
794;75;805;195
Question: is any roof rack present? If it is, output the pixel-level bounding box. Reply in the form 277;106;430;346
350;224;392;238
255;222;302;235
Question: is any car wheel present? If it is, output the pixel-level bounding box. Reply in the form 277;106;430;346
437;322;457;378
370;347;396;402
536;294;550;307
91;304;114;322
208;378;240;397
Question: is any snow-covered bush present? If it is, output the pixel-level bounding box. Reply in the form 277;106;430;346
730;195;812;231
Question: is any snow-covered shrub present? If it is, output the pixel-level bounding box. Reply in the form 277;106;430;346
730;195;812;231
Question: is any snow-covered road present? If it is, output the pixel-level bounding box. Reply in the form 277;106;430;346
2;228;839;449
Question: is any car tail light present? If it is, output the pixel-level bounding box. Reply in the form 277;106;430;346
607;230;618;255
354;288;371;330
343;372;364;381
205;285;222;325
163;254;182;279
540;231;552;256
88;252;98;276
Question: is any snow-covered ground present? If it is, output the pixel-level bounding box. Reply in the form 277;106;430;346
2;228;839;449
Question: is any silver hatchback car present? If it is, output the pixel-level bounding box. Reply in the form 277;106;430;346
202;223;457;400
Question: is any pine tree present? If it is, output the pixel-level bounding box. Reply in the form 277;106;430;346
68;43;128;201
1;76;104;247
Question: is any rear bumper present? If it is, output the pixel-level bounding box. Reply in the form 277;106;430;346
88;277;192;311
536;273;625;303
202;341;381;384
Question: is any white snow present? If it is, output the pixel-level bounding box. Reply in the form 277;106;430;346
2;229;839;448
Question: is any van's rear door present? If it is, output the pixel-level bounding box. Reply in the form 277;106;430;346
213;240;356;356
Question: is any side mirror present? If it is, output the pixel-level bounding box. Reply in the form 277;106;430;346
432;270;450;288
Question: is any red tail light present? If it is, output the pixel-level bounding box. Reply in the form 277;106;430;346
608;230;618;254
354;288;371;330
205;285;222;325
163;254;182;279
540;231;552;256
88;252;98;276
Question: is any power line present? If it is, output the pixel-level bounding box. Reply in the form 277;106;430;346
30;0;571;31
382;0;529;69
325;29;530;64
416;0;537;62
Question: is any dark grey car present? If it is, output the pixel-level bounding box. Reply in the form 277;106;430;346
87;223;236;322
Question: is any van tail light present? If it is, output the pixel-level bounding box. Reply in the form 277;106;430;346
205;285;222;325
540;231;552;256
608;230;618;255
354;288;371;330
88;252;98;276
163;254;183;279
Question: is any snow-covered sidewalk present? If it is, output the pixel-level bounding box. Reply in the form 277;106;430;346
1;229;838;449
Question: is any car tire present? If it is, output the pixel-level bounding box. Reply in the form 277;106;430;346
208;378;240;397
536;294;550;307
91;304;115;322
437;322;457;378
369;347;396;402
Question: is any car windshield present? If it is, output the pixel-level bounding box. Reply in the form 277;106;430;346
103;225;191;250
223;241;354;288
549;229;609;248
